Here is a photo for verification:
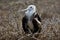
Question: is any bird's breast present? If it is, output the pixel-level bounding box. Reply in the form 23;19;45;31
27;20;34;31
25;11;34;20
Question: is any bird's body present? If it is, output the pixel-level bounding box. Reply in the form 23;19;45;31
22;5;41;34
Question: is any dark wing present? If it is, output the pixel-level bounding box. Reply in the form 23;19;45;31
34;14;41;22
22;16;29;33
32;14;41;33
32;18;39;33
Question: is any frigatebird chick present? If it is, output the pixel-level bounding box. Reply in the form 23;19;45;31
22;5;41;34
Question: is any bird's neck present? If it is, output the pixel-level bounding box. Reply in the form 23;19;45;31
25;12;33;20
25;12;37;21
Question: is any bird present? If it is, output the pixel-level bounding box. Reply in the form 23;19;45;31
21;5;41;34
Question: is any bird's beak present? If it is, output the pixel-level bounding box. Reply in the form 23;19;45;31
21;8;27;12
17;8;27;13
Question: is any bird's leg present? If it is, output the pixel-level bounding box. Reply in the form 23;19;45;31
34;18;41;25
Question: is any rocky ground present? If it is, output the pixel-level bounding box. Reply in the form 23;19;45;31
0;0;60;40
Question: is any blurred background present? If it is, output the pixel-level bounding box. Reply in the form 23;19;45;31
0;0;60;40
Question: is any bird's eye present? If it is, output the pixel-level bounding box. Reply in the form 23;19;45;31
30;7;32;8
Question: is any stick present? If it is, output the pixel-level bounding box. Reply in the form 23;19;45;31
34;18;41;25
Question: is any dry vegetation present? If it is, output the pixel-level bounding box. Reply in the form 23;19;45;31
0;0;60;40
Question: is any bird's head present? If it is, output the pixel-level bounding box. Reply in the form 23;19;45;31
21;5;36;14
21;5;37;20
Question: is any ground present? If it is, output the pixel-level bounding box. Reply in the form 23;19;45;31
0;0;60;40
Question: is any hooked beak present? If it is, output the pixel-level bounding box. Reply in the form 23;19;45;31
21;8;27;12
17;8;27;13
